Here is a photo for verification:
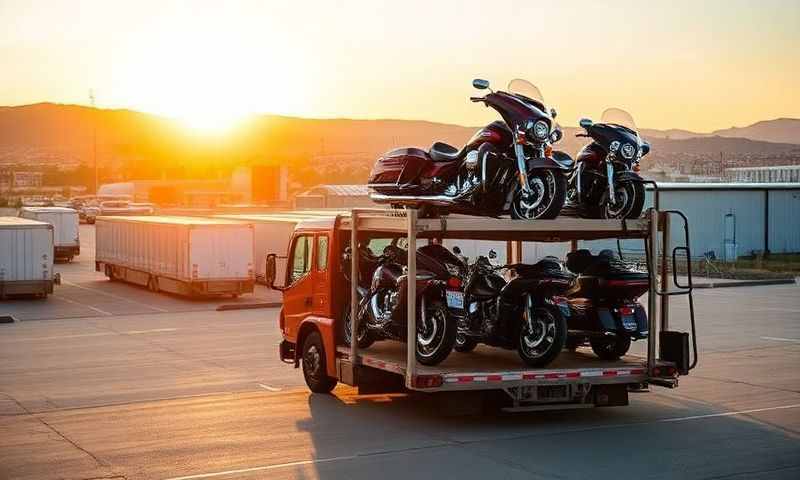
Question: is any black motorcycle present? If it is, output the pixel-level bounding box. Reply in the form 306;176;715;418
563;249;650;360
368;78;571;220
566;108;650;219
341;243;464;366
453;253;571;367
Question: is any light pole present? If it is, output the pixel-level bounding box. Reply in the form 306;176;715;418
89;89;98;195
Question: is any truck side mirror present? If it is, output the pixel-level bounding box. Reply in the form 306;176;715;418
265;253;285;291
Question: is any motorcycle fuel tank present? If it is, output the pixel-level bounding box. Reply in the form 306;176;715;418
371;263;404;290
465;120;513;151
576;142;605;168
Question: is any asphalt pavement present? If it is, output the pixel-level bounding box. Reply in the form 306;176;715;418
1;225;798;480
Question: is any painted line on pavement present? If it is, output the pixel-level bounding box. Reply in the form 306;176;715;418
161;403;800;480
125;328;178;335
52;294;113;316
62;280;169;313
257;383;282;392
761;336;800;343
657;403;800;422
11;328;178;342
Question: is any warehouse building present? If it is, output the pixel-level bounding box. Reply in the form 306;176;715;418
726;165;800;183
586;182;800;261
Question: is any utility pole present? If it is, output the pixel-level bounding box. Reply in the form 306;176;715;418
89;89;98;195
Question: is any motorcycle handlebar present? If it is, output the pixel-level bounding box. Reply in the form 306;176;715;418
575;133;590;137
470;96;484;102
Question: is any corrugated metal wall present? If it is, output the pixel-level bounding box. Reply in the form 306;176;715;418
582;186;800;259
768;190;800;253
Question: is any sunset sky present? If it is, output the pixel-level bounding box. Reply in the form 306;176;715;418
1;0;798;132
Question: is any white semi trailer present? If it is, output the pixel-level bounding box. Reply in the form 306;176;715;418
19;206;80;261
0;217;60;299
95;216;255;297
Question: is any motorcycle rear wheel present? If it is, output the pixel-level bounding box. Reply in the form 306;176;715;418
454;333;478;353
510;170;567;220
590;335;632;360
517;305;567;367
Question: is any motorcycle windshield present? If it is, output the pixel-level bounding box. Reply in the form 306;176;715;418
507;79;545;106
600;108;637;132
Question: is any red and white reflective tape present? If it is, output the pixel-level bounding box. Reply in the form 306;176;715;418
443;367;646;384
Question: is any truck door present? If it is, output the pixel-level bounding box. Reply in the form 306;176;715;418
283;234;314;339
312;234;330;316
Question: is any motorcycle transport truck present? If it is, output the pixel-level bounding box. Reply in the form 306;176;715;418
266;208;697;411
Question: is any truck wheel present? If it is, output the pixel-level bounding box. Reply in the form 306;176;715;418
517;305;567;367
105;265;115;280
416;300;456;366
454;333;478;353
590;335;632;360
302;331;337;394
147;276;159;292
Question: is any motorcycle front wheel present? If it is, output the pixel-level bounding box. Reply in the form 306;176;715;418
510;169;567;220
601;181;645;219
340;303;376;349
416;300;456;365
517;305;567;367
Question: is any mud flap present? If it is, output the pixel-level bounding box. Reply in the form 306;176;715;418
593;384;629;407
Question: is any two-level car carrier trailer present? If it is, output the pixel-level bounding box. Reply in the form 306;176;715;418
274;208;697;411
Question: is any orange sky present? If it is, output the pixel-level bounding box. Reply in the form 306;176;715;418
1;0;798;132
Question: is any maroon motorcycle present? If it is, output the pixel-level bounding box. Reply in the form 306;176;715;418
368;79;571;219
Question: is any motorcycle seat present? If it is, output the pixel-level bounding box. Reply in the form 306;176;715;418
429;142;462;162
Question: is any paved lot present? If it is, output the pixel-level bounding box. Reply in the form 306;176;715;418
1;228;799;479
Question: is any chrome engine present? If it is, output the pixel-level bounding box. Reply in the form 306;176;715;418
443;150;482;197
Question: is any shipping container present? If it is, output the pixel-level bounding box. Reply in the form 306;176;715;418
0;217;60;298
214;211;345;284
19;206;80;261
95;216;255;297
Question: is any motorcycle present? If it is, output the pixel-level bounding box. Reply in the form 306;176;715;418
368;78;571;220
563;249;650;360
341;242;464;366
453;252;572;367
566;108;650;219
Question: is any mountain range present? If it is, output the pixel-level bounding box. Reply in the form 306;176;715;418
0;103;798;184
641;118;800;144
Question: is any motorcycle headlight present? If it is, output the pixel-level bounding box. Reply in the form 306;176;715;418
527;120;549;141
621;143;636;159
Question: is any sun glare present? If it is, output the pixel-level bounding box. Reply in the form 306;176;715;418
174;108;248;135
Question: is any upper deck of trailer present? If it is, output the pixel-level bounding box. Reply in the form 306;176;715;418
296;209;655;242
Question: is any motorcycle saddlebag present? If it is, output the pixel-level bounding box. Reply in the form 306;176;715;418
368;147;430;193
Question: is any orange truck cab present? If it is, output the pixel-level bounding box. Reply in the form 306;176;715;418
265;214;401;393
